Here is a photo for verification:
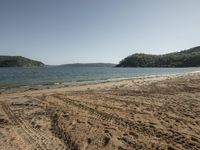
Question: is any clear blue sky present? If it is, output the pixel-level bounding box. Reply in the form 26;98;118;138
0;0;200;65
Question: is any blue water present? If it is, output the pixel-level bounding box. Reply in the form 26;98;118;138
0;66;200;87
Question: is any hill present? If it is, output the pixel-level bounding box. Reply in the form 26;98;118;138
116;46;200;67
61;63;116;67
0;56;45;67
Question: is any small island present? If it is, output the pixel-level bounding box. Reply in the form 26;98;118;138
0;56;44;67
116;46;200;67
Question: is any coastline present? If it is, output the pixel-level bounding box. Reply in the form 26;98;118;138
1;67;200;89
0;70;200;97
0;71;186;94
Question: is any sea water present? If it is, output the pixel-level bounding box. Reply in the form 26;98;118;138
0;66;200;87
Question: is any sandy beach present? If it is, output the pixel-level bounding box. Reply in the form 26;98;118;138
0;72;200;150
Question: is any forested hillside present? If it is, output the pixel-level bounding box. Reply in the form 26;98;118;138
116;46;200;67
0;56;44;67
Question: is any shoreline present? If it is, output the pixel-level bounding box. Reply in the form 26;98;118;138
1;71;200;97
1;70;199;88
1;67;200;89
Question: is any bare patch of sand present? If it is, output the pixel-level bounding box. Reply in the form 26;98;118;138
0;72;200;150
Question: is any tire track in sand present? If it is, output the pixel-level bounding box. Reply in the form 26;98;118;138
1;102;66;150
53;94;200;150
31;97;80;150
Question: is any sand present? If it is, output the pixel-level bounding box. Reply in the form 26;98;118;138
0;72;200;150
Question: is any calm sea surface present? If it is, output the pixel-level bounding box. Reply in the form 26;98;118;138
0;66;200;87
